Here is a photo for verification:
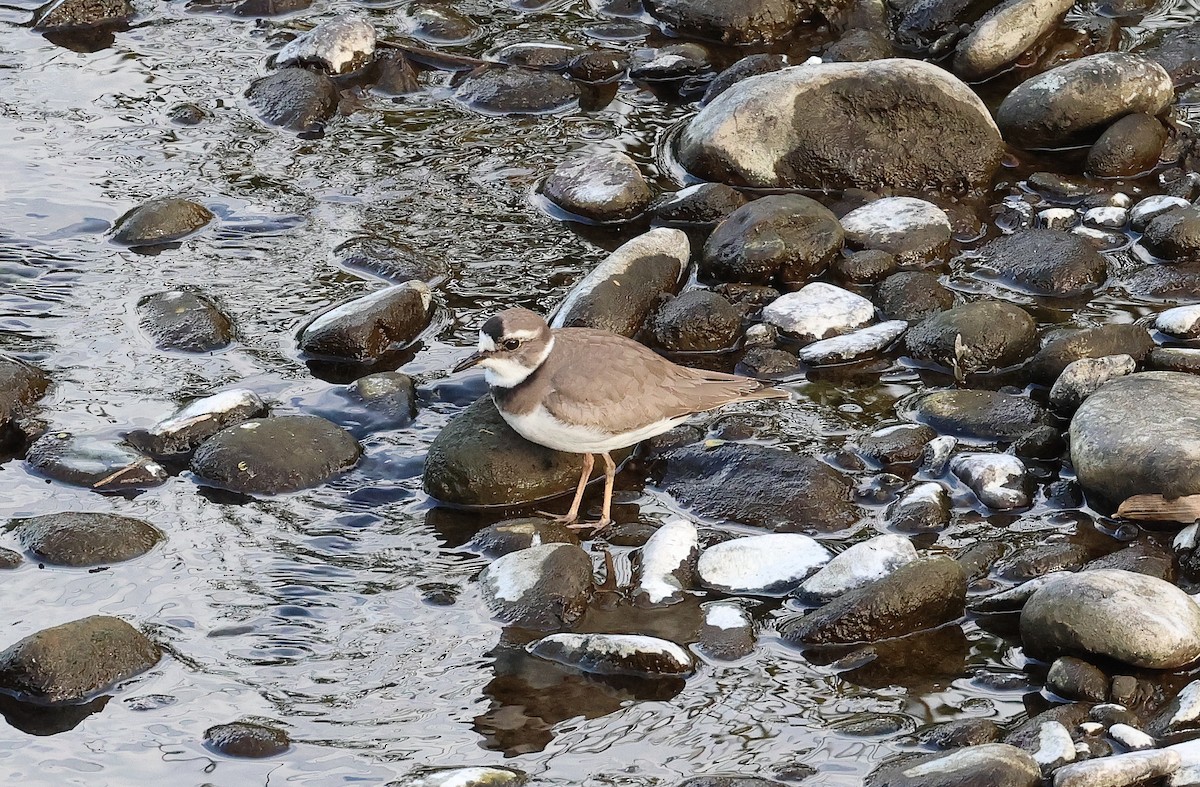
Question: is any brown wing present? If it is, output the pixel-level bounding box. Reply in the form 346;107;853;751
540;328;787;434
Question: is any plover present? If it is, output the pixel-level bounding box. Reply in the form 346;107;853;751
453;307;788;527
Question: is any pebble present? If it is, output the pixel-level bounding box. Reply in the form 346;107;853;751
204;721;291;758
298;281;432;362
111;198;214;246
794;534;918;604
696;533;830;595
761;283;876;343
951;453;1029;509
527;632;694;677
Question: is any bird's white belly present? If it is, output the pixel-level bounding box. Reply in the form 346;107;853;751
499;402;684;454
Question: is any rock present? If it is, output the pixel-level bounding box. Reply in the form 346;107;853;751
1049;355;1136;413
246;68;339;134
32;0;132;29
137;290;233;353
1142;23;1200;86
865;744;1040;787
840;197;951;265
1053;750;1180;787
1021;569;1200;668
0;355;49;449
527;633;693;677
1014;425;1064;458
1157;304;1200;338
906;301;1036;373
835;249;897;284
543;150;652;222
111;198;213;247
628;43;713;82
0;616;160;703
408;768;528;787
701;53;789;104
875;271;955;323
633;518;698;605
1142;206;1200;261
1046;656;1109;702
953;0;1074;80
1109;724;1154;751
798;319;907;365
233;0;312;16
455;67;580;115
371;50;420;95
126;389;267;461
404;3;476;44
1131;195;1193;232
913;389;1047;441
761;283;875;343
0;549;20;569
998;542;1097;581
204;721;290;758
823;29;894;62
679;59;1003;193
701;195;843;285
856;423;937;466
297;281;432;362
650;290;741;352
26;431;168;491
889;482;952;532
1070;372;1200;510
696;533;830;595
644;0;799;44
697;602;755;660
1123;262;1200;299
12;512;163;567
651;183;747;226
780;556;966;645
738;347;798;378
345;372;417;427
567;49;628;82
479;543;593;629
276;15;374;75
1086;113;1167;177
1029;325;1155;385
971;229;1108;297
894;0;1003;51
679;777;787;787
996;53;1174;148
1087;540;1174;580
190;415;361;494
1083;206;1128;229
951;453;1029;509
465;518;580;557
1150;679;1200;736
1150;347;1200;374
658;442;859;532
794;535;917;604
920;719;1003;749
552;228;688;336
1031;721;1075;772
334;237;445;284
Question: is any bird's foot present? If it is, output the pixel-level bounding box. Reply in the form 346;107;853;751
536;510;580;526
565;517;612;532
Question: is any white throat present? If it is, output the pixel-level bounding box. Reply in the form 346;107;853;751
482;336;554;389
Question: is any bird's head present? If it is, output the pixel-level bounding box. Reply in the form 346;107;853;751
453;307;555;388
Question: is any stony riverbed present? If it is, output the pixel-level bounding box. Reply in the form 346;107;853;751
8;0;1200;784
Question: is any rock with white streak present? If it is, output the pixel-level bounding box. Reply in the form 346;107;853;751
297;282;432;361
276;15;376;75
1109;724;1154;751
794;534;918;604
633;518;699;606
865;743;1041;787
798;320;906;365
953;0;1074;80
839;197;951;265
1149;679;1200;736
762;283;876;343
1032;721;1075;772
1083;207;1128;229
542;150;652;222
1052;749;1180;787
527;632;694;677
697;602;755;661
697;533;830;595
478;544;594;630
126;389;267;460
1130;195;1191;232
408;766;529;787
26;432;168;492
970;571;1072;613
1049;355;1137;414
952;453;1029;510
1157;305;1200;339
888;482;951;532
1166;738;1200;786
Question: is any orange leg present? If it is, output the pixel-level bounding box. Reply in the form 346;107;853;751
541;453;593;526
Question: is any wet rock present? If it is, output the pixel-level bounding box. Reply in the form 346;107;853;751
12;512;163;567
466;518;580;557
246;67;339;134
408;768;528;787
678;779;786;787
1070;372;1200;510
371;50;420;95
1150;347;1200;374
1142;22;1200;86
567;49;628;82
1049;354;1136;413
1053;750;1180;787
651;183;747;226
679;59;1003;193
996;53;1174;148
799;320;907;366
0;548;20;569
543;150;651;222
1109;724;1154;751
1131;195;1192;232
875;271;955;323
856;423;936;467
0;616;160;703
906;301;1036;373
1022;569;1200;668
1029;325;1155;385
297;281;432;362
232;0;311;16
346;372;417;427
111;197;213;247
137;289;233;353
26;431;168;491
126;389;267;460
835;249;897;285
455;66;580;115
737;347;798;378
701;195;843;285
974;229;1108;297
1005;704;1093;755
894;0;1003;52
697;533;829;595
762;283;874;343
335;237;445;284
953;0;1074;80
922;435;957;475
697;602;754;661
1157;304;1200;338
1123;262;1200;299
633;518;698;605
794;534;918;605
204;721;290;758
1083;206;1128;230
921;719;1003;749
628;43;712;82
276;15;374;75
527;633;693;677
888;482;951;532
1046;656;1109;702
840;197;951;265
1142;206;1200;261
0;355;49;450
495;43;580;70
952;453;1028;509
701;53;788;104
1149;679;1200;736
659;442;858;532
479;543;593;629
650;290;741;352
781;556;966;645
1086;113;1167;178
405;4;476;44
32;0;132;29
190;415;361;494
1087;540;1173;580
823;28;894;62
644;0;799;44
913;389;1046;441
998;542;1097;581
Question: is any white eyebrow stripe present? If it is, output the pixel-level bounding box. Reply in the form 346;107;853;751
507;328;541;341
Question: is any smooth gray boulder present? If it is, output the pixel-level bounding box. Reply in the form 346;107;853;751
12;512;163;567
111;198;213;246
297;281;432;361
839;197;951;265
543;150;652;222
953;0;1074;81
479;543;593;629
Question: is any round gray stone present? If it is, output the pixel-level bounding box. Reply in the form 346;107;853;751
12;512;163;567
543;150;652;222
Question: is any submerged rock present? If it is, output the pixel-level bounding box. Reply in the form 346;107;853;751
697;602;755;661
297;281;432;362
345;372;417;427
701;195;843;285
246;67;339;134
455;66;580;115
111;198;213;246
527;633;694;677
465;518;580;557
408;767;529;787
204;721;291;758
696;533;830;595
126;389;267;460
137;290;234;353
276;15;375;75
479;543;593;629
0;355;49;450
26;431;168;491
12;512;163;567
543;151;651;223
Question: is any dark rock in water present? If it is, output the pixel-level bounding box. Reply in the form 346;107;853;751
679;59;1004;194
32;0;132;30
996;542;1094;580
495;42;582;70
701;53;788;104
551;228;687;336
346;372;417;427
190;415;361;494
1028;324;1154;385
679;777;787;787
649;290;741;352
952;0;1073;81
455;66;580;114
1013;424;1064;459
1123;261;1200;299
856;423;936;466
697;533;830;595
1086;113;1166;177
839;197;952;266
888;482;951;532
904;302;1037;372
0;548;20;569
629;43;712;82
824;28;894;62
1147;346;1200;374
779;556;966;645
659;442;859;532
920;718;1003;749
952;453;1028;509
970;229;1107;296
370;50;420;95
567;49;628;82
1046;656;1109;702
1086;540;1173;581
874;271;955;323
479;543;593;629
543;150;651;222
247;68;339;134
527;632;694;676
335;237;445;283
111;197;213;246
424;396;630;506
1142;206;1200;261
204;721;290;758
0;354;49;451
137;290;234;352
644;0;799;44
232;0;311;16
407;767;529;787
895;0;1003;52
995;53;1173;148
126;389;267;460
466;518;580;557
0;616;160;703
835;249;897;284
913;390;1047;440
12;512;163;567
276;14;375;75
865;744;1040;787
405;4;476;44
297;281;432;362
795;534;918;605
168;102;208;124
26;431;168;491
701;195;843;285
1141;22;1200;86
696;602;755;660
738;347;799;378
1131;195;1191;232
1048;354;1135;413
651;183;747;226
1002;702;1090;755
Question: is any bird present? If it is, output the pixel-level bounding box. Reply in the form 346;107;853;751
452;307;789;528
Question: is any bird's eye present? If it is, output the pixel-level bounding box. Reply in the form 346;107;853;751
502;338;520;351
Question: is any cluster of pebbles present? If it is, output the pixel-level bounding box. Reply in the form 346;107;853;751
16;0;1200;781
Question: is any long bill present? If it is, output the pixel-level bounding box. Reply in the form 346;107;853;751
453;350;484;373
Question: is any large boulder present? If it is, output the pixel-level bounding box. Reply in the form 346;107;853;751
677;60;1004;194
968;229;1107;297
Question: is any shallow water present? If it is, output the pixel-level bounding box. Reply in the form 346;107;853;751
0;0;1197;783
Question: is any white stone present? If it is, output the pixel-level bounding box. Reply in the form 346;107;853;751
1053;749;1180;787
1039;207;1078;230
1084;206;1128;229
922;435;957;475
305;281;431;335
697;533;831;595
1131;195;1191;232
1177;523;1200;553
798;320;907;365
952;452;1028;509
1166;737;1200;786
527;632;694;676
1109;723;1155;751
795;534;918;604
1158;305;1200;339
1033;720;1076;770
410;767;527;787
1050;354;1136;412
481;543;564;602
277;15;376;75
150;389;263;436
703;602;751;630
761;282;876;343
1170;680;1200;729
635;518;698;605
839;197;951;247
